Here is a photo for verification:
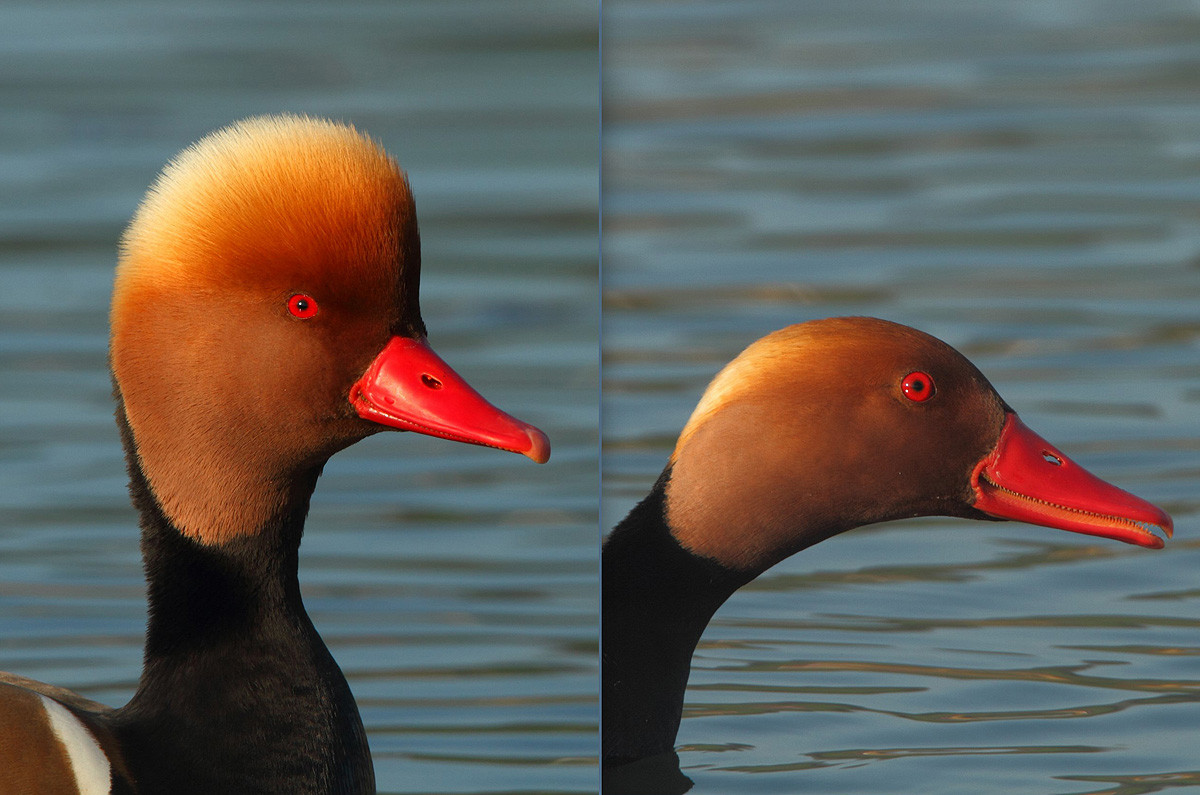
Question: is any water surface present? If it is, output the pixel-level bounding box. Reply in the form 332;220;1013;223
604;2;1199;793
0;3;597;793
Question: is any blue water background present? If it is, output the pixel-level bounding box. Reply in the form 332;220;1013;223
604;2;1200;793
0;3;597;794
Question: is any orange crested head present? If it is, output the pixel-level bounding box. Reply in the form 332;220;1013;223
108;116;546;546
114;114;422;333
662;317;1169;574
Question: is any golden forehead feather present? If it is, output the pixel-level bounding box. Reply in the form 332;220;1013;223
116;114;411;293
672;325;809;457
671;318;935;458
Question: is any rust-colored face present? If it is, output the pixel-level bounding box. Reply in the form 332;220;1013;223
110;116;547;544
665;317;1170;573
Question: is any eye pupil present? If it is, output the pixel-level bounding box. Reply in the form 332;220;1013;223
901;371;935;402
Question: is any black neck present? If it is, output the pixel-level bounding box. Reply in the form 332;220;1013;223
602;469;750;768
111;400;374;795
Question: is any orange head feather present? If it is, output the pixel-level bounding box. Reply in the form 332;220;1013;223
114;114;422;334
110;115;425;543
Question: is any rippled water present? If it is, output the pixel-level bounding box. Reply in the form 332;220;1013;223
0;3;596;794
604;2;1200;793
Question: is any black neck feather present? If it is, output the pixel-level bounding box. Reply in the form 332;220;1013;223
110;395;374;795
602;468;749;772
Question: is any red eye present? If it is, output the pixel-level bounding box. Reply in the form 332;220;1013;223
901;371;935;402
287;294;319;319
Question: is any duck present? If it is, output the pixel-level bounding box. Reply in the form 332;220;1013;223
0;115;550;794
601;317;1171;794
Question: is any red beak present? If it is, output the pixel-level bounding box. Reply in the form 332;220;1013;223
350;336;550;464
972;413;1171;548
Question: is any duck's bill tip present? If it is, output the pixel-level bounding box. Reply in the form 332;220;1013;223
972;413;1172;549
351;336;550;463
522;426;552;464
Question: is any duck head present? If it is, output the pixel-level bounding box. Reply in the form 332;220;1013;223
111;115;549;545
665;317;1171;573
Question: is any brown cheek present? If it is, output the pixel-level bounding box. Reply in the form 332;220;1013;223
272;330;360;451
667;401;848;572
114;292;341;542
881;380;1006;514
232;311;385;469
916;377;1006;504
